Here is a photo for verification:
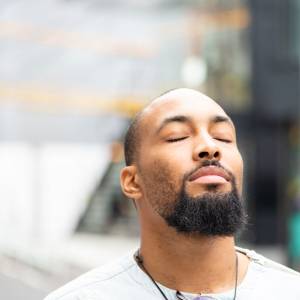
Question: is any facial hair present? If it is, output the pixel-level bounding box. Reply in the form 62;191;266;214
146;160;247;237
162;177;247;236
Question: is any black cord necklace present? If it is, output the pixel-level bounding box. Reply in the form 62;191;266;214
134;250;239;300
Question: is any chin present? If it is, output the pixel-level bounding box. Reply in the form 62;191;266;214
205;183;232;192
191;184;230;195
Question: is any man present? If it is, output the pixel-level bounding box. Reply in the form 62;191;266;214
45;88;300;300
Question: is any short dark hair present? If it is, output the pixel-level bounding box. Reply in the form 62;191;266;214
124;89;178;166
124;112;142;166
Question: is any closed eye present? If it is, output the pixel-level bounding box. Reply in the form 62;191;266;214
215;137;232;143
166;136;188;143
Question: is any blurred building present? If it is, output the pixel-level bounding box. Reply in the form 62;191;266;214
250;0;300;267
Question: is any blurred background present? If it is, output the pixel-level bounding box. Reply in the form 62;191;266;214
0;0;299;299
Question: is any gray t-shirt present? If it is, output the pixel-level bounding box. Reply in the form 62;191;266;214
45;247;300;300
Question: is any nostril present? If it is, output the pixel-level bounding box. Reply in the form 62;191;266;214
214;151;220;158
199;151;208;158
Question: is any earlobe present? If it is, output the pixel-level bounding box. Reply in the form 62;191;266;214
120;166;142;201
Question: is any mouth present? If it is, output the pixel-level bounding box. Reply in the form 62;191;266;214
188;166;231;185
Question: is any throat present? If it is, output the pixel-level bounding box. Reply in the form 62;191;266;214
137;237;240;295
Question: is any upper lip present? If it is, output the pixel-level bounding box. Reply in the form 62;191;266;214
189;166;231;182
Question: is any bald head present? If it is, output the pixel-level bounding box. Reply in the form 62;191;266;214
124;88;230;166
151;88;215;106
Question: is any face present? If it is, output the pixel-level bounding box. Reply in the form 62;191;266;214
123;89;245;236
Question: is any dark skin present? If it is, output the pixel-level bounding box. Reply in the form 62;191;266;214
120;88;250;294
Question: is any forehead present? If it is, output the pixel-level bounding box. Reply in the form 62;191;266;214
141;92;231;133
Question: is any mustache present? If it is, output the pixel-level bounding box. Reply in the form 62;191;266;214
184;160;234;182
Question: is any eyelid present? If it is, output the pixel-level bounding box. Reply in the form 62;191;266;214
214;137;232;143
166;136;189;143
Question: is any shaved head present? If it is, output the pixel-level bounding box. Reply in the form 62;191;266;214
124;110;143;166
124;88;228;166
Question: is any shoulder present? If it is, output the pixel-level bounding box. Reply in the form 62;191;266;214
237;246;300;276
237;246;300;290
44;252;137;300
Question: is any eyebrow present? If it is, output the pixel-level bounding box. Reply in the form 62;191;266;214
156;115;192;134
211;115;233;126
156;114;234;134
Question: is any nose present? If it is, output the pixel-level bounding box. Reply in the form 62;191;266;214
193;132;221;161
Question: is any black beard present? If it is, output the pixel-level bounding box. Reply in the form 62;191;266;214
161;178;247;237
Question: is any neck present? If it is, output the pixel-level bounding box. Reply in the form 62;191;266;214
139;228;243;294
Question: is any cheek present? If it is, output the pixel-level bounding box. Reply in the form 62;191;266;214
139;142;187;180
143;159;176;186
138;159;182;212
232;151;244;193
222;148;243;188
138;156;181;197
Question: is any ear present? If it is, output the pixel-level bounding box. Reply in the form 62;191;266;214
120;166;142;201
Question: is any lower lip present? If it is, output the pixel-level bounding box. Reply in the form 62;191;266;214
191;175;228;184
